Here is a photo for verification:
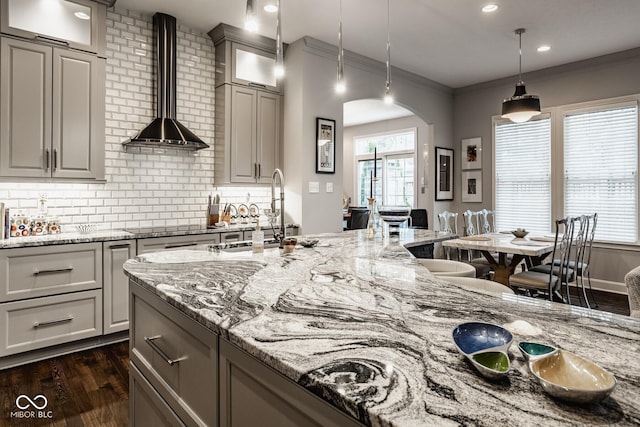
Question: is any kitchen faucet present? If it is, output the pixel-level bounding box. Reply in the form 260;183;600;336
271;168;286;247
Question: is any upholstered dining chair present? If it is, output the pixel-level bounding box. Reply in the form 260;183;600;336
409;209;428;229
347;208;369;230
624;265;640;318
509;217;576;303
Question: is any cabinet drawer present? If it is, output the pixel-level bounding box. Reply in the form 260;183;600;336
136;234;221;255
130;284;217;426
130;363;186;427
0;289;102;357
0;243;102;302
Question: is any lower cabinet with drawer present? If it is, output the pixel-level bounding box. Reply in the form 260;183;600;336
130;281;218;426
137;234;221;255
130;281;364;427
0;289;102;357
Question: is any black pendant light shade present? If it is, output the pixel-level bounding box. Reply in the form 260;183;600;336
501;28;541;123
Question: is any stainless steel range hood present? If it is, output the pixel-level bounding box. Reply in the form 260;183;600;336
124;13;209;151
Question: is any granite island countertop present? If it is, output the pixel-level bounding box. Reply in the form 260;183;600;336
123;229;640;427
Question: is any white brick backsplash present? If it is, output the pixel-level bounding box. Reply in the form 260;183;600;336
0;7;276;232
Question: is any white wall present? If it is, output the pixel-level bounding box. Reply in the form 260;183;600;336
283;37;454;234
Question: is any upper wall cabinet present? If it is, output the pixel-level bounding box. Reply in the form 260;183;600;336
210;23;283;185
0;37;105;179
210;23;282;94
0;0;107;56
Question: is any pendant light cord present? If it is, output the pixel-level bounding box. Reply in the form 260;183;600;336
516;28;525;84
386;0;391;92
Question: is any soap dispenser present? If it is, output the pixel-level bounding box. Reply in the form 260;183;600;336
252;222;264;253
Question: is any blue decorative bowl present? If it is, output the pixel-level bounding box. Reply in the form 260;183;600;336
452;322;513;355
518;342;557;361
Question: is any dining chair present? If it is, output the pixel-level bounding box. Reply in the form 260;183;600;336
480;209;497;234
461;209;492;278
437;210;459;259
508;217;576;302
409;209;428;229
624;265;640;319
347;208;370;230
574;213;598;308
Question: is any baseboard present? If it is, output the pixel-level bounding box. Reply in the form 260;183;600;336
0;331;128;370
575;278;628;295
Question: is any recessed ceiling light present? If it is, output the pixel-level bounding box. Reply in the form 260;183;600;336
537;45;551;52
74;11;91;20
264;3;277;13
482;4;498;13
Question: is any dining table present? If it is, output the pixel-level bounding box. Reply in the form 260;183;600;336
442;232;556;285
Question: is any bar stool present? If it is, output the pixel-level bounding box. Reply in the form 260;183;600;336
418;259;476;277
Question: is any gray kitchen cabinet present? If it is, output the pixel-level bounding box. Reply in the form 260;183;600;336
211;23;282;186
130;281;218;427
219;338;363;427
215;84;280;184
136;233;221;255
0;0;107;56
103;240;135;334
0;242;103;358
0;36;105;180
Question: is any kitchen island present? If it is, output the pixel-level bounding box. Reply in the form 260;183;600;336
123;229;640;426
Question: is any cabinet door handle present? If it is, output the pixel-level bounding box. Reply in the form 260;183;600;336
34;35;70;47
254;163;257;178
33;266;73;276
44;148;50;170
144;335;187;366
164;242;197;249
33;316;74;328
53;149;58;170
258;163;261;178
224;234;240;241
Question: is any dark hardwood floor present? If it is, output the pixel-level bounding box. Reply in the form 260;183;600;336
0;290;631;426
0;342;128;427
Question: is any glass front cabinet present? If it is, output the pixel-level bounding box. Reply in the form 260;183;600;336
0;0;106;56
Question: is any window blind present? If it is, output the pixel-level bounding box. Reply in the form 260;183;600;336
564;104;638;243
495;117;552;234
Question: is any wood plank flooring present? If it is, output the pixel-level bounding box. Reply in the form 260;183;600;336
0;342;128;427
0;290;632;426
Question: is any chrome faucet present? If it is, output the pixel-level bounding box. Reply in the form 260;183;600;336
271;168;286;247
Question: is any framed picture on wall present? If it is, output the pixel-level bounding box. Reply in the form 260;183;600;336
461;170;482;202
435;147;454;201
461;137;482;170
316;117;336;174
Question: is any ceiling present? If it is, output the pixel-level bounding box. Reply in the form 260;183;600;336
115;0;640;89
114;0;639;126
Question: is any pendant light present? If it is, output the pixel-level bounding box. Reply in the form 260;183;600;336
335;0;346;94
245;0;258;32
274;0;284;78
383;0;393;104
501;28;541;123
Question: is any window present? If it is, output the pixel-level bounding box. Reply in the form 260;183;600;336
354;129;416;207
494;96;639;244
563;103;638;243
494;116;552;235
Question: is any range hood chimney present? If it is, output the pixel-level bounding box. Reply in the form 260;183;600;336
124;13;209;151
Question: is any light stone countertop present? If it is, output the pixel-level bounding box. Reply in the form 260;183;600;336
123;229;640;427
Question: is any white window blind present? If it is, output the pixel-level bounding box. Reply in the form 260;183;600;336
564;104;638;243
495;117;552;234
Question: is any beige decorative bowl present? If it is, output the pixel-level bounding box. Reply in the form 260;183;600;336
529;349;616;403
